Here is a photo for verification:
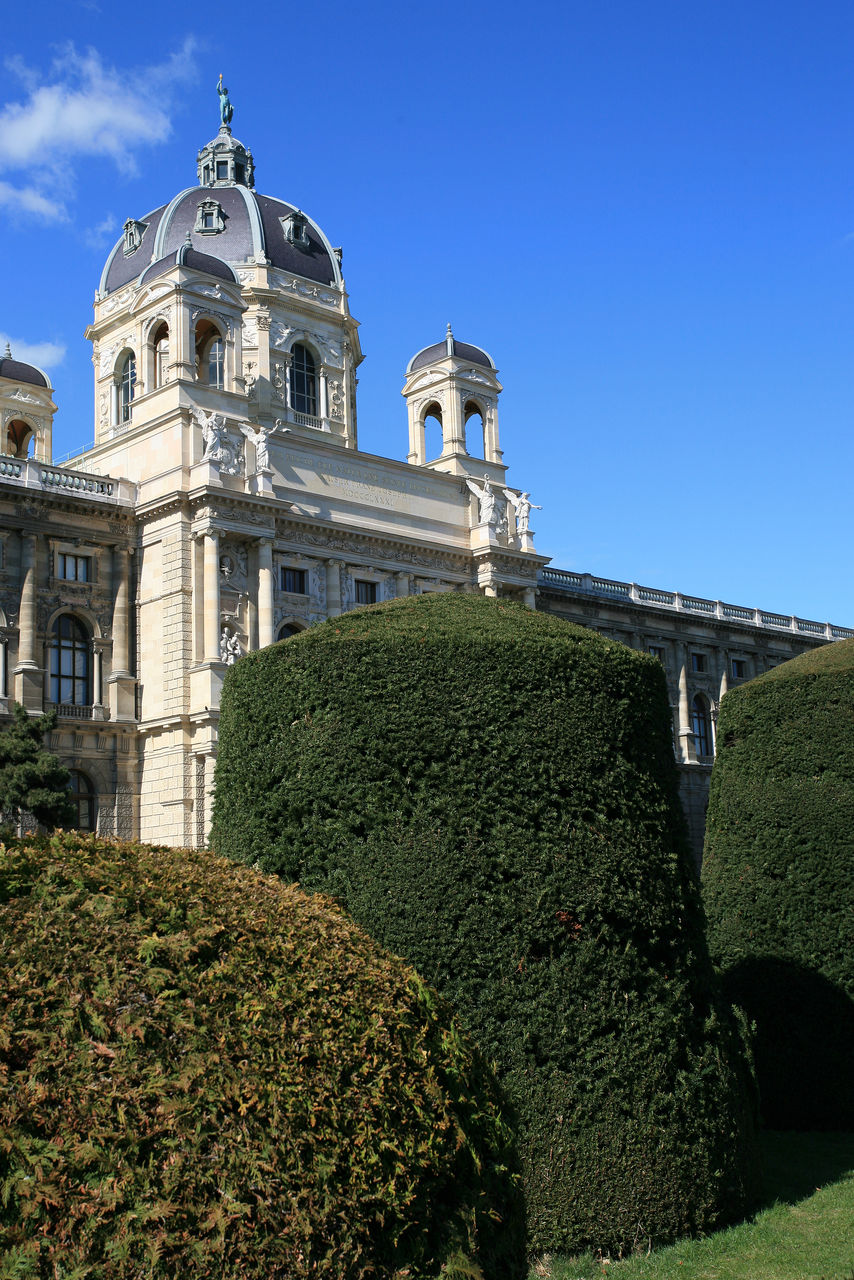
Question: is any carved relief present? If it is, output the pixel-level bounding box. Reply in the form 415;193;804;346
242;317;259;348
328;379;344;421
100;286;134;318
271;321;296;349
190;306;232;338
98;392;109;430
310;560;326;609
272;363;286;403
219;541;249;588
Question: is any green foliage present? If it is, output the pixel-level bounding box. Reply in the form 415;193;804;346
0;831;523;1278
703;638;854;1130
212;593;760;1255
0;704;74;831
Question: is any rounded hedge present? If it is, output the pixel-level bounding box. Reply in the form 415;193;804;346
212;593;760;1255
703;638;854;1130
0;832;523;1278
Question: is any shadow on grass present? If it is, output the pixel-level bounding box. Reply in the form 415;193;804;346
756;1130;854;1211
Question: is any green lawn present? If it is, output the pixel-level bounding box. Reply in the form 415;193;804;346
530;1133;854;1280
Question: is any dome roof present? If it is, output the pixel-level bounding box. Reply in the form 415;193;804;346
407;326;495;375
140;240;238;287
0;346;49;388
99;127;343;297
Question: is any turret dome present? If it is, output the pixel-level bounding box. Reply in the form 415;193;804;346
0;343;50;389
406;324;495;375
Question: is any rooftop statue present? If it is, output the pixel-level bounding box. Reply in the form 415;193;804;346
217;73;233;127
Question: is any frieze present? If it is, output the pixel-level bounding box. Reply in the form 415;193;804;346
99;286;135;318
274;525;465;572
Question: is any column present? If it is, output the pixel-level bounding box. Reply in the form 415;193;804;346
112;546;131;676
204;531;221;662
677;649;696;763
522;587;537;609
325;559;342;617
93;647;103;705
258;538;275;647
17;534;37;668
0;637;7;698
319;366;329;419
395;571;410;598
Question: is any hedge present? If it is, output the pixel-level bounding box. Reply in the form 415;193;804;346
212;593;760;1255
0;832;524;1279
703;637;854;1129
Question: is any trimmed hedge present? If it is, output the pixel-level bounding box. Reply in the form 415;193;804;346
703;638;854;1129
212;593;760;1255
0;832;524;1278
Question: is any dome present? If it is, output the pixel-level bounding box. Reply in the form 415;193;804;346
0;345;49;388
99;128;343;297
407;325;495;375
140;240;238;287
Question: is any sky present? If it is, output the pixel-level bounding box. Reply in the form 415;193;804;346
1;0;852;624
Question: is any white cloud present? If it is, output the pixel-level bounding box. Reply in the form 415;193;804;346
0;179;66;221
0;333;66;370
0;40;198;222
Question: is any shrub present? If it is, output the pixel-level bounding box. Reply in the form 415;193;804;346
703;638;854;1129
0;832;523;1278
0;704;74;831
212;593;760;1255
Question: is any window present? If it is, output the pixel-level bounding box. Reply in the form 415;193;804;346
207;339;224;389
691;652;706;673
122;218;147;255
216;160;229;181
277;622;302;640
280;567;307;594
194;199;226;234
355;580;377;606
195;320;225;389
119;353;136;422
49;615;91;707
291;344;317;416
5;419;33;458
691;695;712;757
648;645;665;664
731;658;746;680
68;770;95;831
281;212;311;250
151;322;169;389
58;553;90;582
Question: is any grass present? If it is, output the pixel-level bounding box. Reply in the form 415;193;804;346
529;1132;854;1280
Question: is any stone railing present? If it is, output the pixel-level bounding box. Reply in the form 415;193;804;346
539;567;853;642
0;456;134;505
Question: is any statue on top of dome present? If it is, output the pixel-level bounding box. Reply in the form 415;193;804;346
217;74;233;127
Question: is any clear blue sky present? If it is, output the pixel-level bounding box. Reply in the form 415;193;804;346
2;0;852;623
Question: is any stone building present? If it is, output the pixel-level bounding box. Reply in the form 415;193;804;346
1;104;849;855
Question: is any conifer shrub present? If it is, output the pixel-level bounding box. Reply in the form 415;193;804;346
703;638;854;1129
212;593;760;1256
0;832;523;1279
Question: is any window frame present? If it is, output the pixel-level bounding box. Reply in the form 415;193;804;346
355;580;378;606
280;567;307;595
58;553;91;583
49;615;92;708
290;343;317;417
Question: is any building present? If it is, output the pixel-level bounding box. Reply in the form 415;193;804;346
1;104;849;855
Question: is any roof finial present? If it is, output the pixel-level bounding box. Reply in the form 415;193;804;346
445;321;454;356
217;73;234;130
3;342;11;359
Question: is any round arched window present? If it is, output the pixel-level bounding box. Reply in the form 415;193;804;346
50;615;91;707
691;695;713;757
277;622;302;640
68;770;96;831
119;352;136;422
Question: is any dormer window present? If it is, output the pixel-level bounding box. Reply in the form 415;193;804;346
281;212;311;252
194;199;226;235
123;218;147;255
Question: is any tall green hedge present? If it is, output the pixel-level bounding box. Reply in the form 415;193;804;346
703;638;854;1130
212;593;760;1255
0;832;523;1279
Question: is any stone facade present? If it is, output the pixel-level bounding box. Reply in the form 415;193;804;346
0;113;849;856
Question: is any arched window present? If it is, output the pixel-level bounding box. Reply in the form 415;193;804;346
119;353;136;422
277;621;303;640
423;400;443;460
151;321;169;389
68;770;96;831
5;419;33;458
290;344;317;416
49;615;91;707
463;400;485;457
691;694;713;757
195;319;225;390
